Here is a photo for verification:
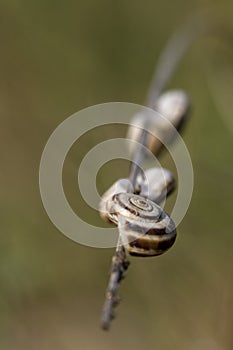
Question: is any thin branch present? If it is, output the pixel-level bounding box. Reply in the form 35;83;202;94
101;237;130;330
128;129;147;190
129;17;207;188
100;15;207;331
146;16;207;107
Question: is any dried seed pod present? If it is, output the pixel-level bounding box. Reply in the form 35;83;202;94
127;89;191;157
105;193;176;257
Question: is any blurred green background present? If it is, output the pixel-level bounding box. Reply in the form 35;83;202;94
1;1;233;349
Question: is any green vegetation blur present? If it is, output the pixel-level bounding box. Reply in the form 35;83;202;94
1;1;233;349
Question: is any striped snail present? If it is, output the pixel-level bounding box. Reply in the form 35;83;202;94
127;89;190;157
103;192;176;257
99;167;176;257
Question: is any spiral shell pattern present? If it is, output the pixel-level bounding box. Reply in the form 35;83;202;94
106;193;176;257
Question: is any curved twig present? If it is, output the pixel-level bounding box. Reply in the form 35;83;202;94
100;15;207;330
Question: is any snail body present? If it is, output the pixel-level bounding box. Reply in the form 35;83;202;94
105;193;176;257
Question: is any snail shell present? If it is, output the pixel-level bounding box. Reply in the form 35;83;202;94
155;89;190;130
105;193;176;257
99;167;175;222
136;167;175;204
99;178;133;222
127;89;190;156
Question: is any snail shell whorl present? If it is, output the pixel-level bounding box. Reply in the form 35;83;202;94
107;193;176;257
99;178;133;222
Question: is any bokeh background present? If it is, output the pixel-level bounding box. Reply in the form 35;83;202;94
1;1;233;349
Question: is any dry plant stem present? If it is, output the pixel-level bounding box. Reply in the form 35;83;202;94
129;129;147;189
101;145;143;330
146;16;207;106
130;19;205;186
101;237;130;330
101;16;208;331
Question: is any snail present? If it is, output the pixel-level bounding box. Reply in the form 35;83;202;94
127;89;191;157
99;167;176;257
104;192;176;257
135;167;175;204
99;166;175;221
